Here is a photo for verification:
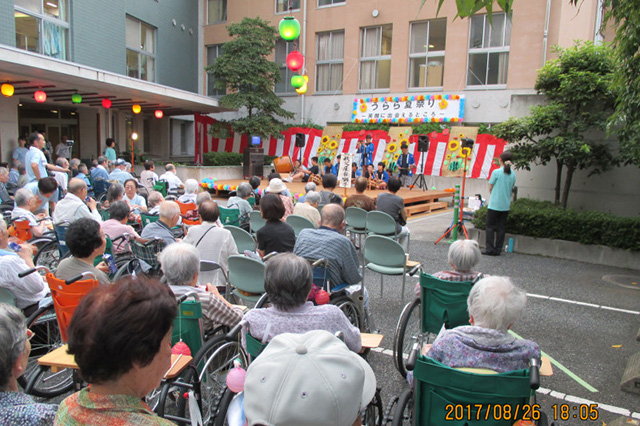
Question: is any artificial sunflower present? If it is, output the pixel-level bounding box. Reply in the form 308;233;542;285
329;140;338;149
394;153;400;160
360;104;367;112
399;139;409;147
446;154;452;160
448;140;460;152
387;142;398;153
321;135;329;144
460;147;471;158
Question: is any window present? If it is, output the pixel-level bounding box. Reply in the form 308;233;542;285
207;45;225;97
126;16;156;82
316;30;344;93
276;0;300;13
14;0;69;60
318;0;344;6
275;39;296;94
207;0;227;24
467;13;511;86
359;25;392;91
408;19;446;88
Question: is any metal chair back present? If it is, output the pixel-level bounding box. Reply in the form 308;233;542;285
249;211;266;233
228;255;265;302
366;211;397;237
286;214;315;237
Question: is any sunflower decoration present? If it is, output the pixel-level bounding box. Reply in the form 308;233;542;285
393;153;400;160
439;99;448;109
329;140;338;150
387;142;398;153
448;140;460;152
399;138;409;148
446;154;452;160
360;104;367;112
321;135;329;145
460;147;472;158
458;133;465;139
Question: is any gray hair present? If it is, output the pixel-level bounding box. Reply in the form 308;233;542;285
196;191;212;208
147;191;164;209
97;156;108;165
158;242;200;286
14;188;35;208
237;182;252;198
304;182;316;193
184;179;199;195
0;167;8;177
67;177;87;195
449;239;481;272
0;303;27;390
467;276;527;331
264;253;313;311
305;190;321;205
165;163;175;172
159;201;180;221
70;158;81;169
55;157;66;167
320;203;344;228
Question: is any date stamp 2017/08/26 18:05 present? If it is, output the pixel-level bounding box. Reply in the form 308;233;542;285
444;403;600;422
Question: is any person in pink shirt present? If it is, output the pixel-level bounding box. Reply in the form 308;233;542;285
100;201;145;254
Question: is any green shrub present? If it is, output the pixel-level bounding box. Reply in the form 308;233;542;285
264;155;277;165
472;199;640;251
203;152;243;166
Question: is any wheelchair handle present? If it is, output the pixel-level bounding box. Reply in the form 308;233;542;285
65;271;97;285
311;259;328;267
529;358;540;390
225;319;247;342
18;265;50;278
406;342;420;372
177;291;198;304
408;264;422;276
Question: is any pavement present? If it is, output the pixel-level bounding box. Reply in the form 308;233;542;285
363;209;640;425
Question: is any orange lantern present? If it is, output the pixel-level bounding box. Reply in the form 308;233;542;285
132;104;141;114
34;90;47;103
1;84;14;97
154;110;163;119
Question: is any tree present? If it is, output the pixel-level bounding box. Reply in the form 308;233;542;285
493;42;616;209
207;17;294;139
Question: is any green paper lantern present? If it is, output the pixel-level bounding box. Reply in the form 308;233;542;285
279;16;300;41
291;75;305;88
71;93;82;104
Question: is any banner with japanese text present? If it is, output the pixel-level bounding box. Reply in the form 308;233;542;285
352;94;465;124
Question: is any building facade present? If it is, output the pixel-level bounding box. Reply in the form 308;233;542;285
0;0;222;164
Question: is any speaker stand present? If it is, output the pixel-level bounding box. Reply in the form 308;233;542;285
410;150;428;191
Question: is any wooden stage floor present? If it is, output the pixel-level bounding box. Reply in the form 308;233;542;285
210;179;453;216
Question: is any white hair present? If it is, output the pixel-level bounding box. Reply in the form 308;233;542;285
237;182;252;198
159;242;200;286
159;201;180;221
304;182;316;193
184;179;199;195
305;190;321;205
14;188;35;207
467;276;526;331
448;239;481;272
0;304;27;390
196;191;212;208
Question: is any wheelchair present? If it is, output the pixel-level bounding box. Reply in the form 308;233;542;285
387;344;549;426
112;237;166;280
392;272;479;379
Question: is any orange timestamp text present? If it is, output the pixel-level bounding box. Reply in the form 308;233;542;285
445;404;541;422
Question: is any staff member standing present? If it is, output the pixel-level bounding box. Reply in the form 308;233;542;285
484;151;516;256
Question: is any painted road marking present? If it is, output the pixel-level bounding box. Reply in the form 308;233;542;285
525;293;639;315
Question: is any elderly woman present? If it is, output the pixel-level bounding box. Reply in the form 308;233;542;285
56;218;110;285
226;182;253;231
256;194;295;257
123;178;147;215
414;239;482;297
0;304;57;425
158;242;242;332
426;276;540;372
100;201;144;254
178;179;199;204
243;253;361;352
146;190;165;216
54;276;176;425
102;182;125;210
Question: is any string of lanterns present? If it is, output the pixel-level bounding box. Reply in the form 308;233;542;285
279;7;307;95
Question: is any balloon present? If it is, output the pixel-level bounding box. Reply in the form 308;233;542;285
172;341;191;356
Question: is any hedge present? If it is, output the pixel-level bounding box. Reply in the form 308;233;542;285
472;198;640;251
203;152;277;167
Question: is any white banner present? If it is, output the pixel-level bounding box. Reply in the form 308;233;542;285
352;94;465;124
337;153;353;188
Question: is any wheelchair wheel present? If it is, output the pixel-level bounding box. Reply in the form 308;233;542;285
18;305;74;397
212;387;236;426
391;389;414;426
362;388;384;426
178;335;248;426
34;240;61;272
393;297;421;379
331;295;361;331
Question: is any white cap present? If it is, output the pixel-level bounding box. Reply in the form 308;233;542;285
244;330;376;426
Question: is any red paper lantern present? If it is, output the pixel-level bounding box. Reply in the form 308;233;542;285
286;50;303;72
34;90;47;103
102;98;112;109
154;110;163;119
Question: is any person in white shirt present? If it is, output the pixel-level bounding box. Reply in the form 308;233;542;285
124;178;147;214
0;217;48;316
55;136;71;159
11;188;49;238
159;163;184;192
52;157;69;196
52;178;101;225
140;160;159;192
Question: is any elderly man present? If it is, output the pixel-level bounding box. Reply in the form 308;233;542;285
24;132;68;182
53;178;101;225
159;163;184;192
0;217;48;316
0;167;12;205
292;190;321;227
11;188;48;238
108;158;133;185
183;200;238;286
141;201;180;245
158;242;242;332
294;204;361;290
298;181;316;203
345;177;376;211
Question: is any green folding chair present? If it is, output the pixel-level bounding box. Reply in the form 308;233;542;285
286;214;315;237
363;235;408;301
345;206;367;247
366;210;397;238
228;255;265;304
219;206;240;227
224;225;256;254
249;211;266;234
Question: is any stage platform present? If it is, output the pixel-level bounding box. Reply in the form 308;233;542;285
208;179;452;216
